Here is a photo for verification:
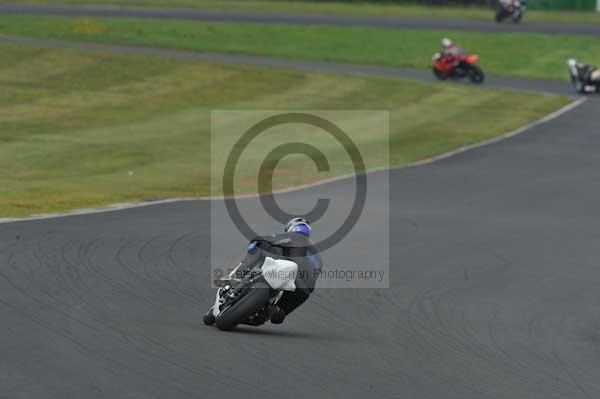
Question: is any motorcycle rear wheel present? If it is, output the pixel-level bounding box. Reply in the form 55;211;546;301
215;281;271;331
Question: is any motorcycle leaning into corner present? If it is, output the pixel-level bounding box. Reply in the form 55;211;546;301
496;0;526;23
203;217;321;331
432;52;485;84
567;58;600;94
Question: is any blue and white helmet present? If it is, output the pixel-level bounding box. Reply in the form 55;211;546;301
284;217;311;237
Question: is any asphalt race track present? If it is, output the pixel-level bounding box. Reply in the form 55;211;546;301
0;35;576;96
3;5;600;399
2;96;600;398
2;4;600;36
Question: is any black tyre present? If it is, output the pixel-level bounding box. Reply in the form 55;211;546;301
215;281;271;331
495;11;504;22
468;65;485;84
203;311;216;325
512;12;522;23
433;67;448;81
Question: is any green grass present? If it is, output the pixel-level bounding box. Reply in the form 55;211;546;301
3;0;600;25
1;15;599;80
0;43;568;217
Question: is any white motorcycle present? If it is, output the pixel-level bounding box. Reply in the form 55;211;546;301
203;257;298;331
567;58;600;94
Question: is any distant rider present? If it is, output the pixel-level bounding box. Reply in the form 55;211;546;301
499;0;527;9
568;59;600;82
232;217;322;325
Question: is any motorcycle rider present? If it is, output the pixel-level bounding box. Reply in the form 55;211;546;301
439;38;465;70
228;217;322;325
568;59;600;82
499;0;527;10
440;37;463;58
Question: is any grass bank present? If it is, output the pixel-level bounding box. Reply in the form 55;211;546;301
0;15;598;80
2;0;600;25
0;43;567;216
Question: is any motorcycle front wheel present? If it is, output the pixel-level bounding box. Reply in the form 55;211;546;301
574;80;586;94
468;65;485;84
203;310;216;325
215;281;271;331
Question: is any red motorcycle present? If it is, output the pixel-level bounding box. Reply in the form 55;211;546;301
432;52;485;84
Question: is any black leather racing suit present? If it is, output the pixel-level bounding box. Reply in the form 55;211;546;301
238;232;322;316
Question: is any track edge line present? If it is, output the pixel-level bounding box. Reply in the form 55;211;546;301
0;97;586;225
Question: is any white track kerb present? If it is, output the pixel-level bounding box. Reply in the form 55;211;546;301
0;97;587;225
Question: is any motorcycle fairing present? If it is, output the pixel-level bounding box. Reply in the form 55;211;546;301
213;289;223;317
261;257;298;292
211;258;297;317
212;263;242;317
466;55;479;64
